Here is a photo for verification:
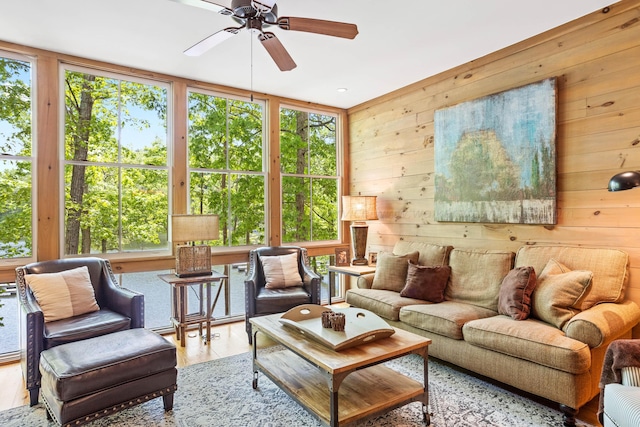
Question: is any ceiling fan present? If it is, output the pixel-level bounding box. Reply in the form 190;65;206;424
171;0;359;71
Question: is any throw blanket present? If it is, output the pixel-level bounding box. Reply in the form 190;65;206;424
598;339;640;424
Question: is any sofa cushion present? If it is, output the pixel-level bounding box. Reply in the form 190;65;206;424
400;262;451;302
463;315;591;374
25;266;100;323
399;301;497;340
445;249;515;311
393;241;453;266
371;251;419;292
497;266;537;320
260;252;303;289
531;259;592;329
515;245;628;310
345;288;427;321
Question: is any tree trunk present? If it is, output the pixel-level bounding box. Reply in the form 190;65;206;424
65;74;95;255
295;111;308;241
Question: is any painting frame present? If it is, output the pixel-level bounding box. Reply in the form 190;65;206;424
434;78;557;224
368;252;378;266
335;247;350;267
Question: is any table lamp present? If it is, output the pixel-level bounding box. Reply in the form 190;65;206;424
171;214;219;277
341;196;378;265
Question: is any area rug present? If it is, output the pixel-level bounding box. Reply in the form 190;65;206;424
0;350;595;427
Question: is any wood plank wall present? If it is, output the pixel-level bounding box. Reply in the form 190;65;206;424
347;0;640;333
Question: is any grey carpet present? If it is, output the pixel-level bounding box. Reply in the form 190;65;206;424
0;349;595;427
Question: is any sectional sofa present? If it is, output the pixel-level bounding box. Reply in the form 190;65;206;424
345;241;640;426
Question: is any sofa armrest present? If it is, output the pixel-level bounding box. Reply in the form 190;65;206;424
356;273;375;289
564;300;640;348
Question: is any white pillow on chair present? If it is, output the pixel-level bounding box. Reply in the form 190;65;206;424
260;252;303;289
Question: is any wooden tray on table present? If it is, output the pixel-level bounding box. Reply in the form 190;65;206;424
279;304;395;351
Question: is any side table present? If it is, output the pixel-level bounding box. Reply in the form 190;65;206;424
159;272;227;347
327;265;376;305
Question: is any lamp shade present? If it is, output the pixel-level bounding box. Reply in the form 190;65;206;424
341;196;378;222
171;214;219;243
608;171;640;192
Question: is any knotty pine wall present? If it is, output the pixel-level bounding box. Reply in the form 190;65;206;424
347;0;640;332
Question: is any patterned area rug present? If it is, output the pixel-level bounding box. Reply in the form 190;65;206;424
0;349;595;427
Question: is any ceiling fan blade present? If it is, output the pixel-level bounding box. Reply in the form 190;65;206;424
168;0;233;15
184;27;241;56
258;32;297;71
251;0;276;14
277;17;358;39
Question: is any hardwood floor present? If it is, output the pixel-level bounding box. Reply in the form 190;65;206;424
0;320;602;426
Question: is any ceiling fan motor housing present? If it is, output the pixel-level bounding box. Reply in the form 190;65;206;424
231;0;278;22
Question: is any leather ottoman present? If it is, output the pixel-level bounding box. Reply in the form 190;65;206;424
39;328;177;427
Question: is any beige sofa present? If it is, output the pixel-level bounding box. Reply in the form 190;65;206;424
345;242;640;426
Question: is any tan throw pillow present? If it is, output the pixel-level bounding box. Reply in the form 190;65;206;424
260;252;303;289
497;266;537;320
371;251;419;292
25;266;99;323
400;262;451;302
531;259;592;329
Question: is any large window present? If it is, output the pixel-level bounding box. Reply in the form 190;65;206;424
188;90;266;246
63;67;169;255
0;53;33;260
280;107;339;243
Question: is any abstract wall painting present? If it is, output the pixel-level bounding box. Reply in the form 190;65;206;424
434;78;557;224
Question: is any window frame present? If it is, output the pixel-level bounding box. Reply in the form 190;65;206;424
279;103;343;248
186;87;268;250
59;63;173;260
0;50;37;266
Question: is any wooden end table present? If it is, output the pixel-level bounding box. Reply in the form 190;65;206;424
159;271;227;347
327;265;376;305
250;313;431;426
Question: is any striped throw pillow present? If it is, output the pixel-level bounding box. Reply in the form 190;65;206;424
25;266;100;322
260;252;303;289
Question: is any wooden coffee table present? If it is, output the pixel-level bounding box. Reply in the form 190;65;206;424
250;313;431;426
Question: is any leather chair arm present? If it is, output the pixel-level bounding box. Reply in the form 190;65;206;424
244;278;258;316
301;265;321;304
103;280;145;329
19;292;45;392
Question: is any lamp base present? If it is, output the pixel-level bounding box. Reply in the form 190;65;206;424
175;245;212;277
350;223;369;266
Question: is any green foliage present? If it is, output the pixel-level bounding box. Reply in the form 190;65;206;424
280;109;338;243
0;57;33;258
188;93;265;246
63;70;169;255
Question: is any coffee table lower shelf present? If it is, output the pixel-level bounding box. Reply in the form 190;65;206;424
253;349;428;426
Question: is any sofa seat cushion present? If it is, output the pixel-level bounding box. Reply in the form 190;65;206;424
399;301;497;340
345;288;427;321
43;308;131;349
463;315;591;374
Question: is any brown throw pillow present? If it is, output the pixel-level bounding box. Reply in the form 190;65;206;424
497;266;537;320
371;251;419;292
531;259;593;329
400;262;451;302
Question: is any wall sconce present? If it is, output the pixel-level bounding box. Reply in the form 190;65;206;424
608;171;640;192
341;196;378;265
171;214;219;277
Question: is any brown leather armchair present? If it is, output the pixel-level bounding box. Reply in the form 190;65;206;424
16;257;144;406
244;246;321;344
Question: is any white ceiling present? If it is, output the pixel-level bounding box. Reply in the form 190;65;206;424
0;0;618;109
